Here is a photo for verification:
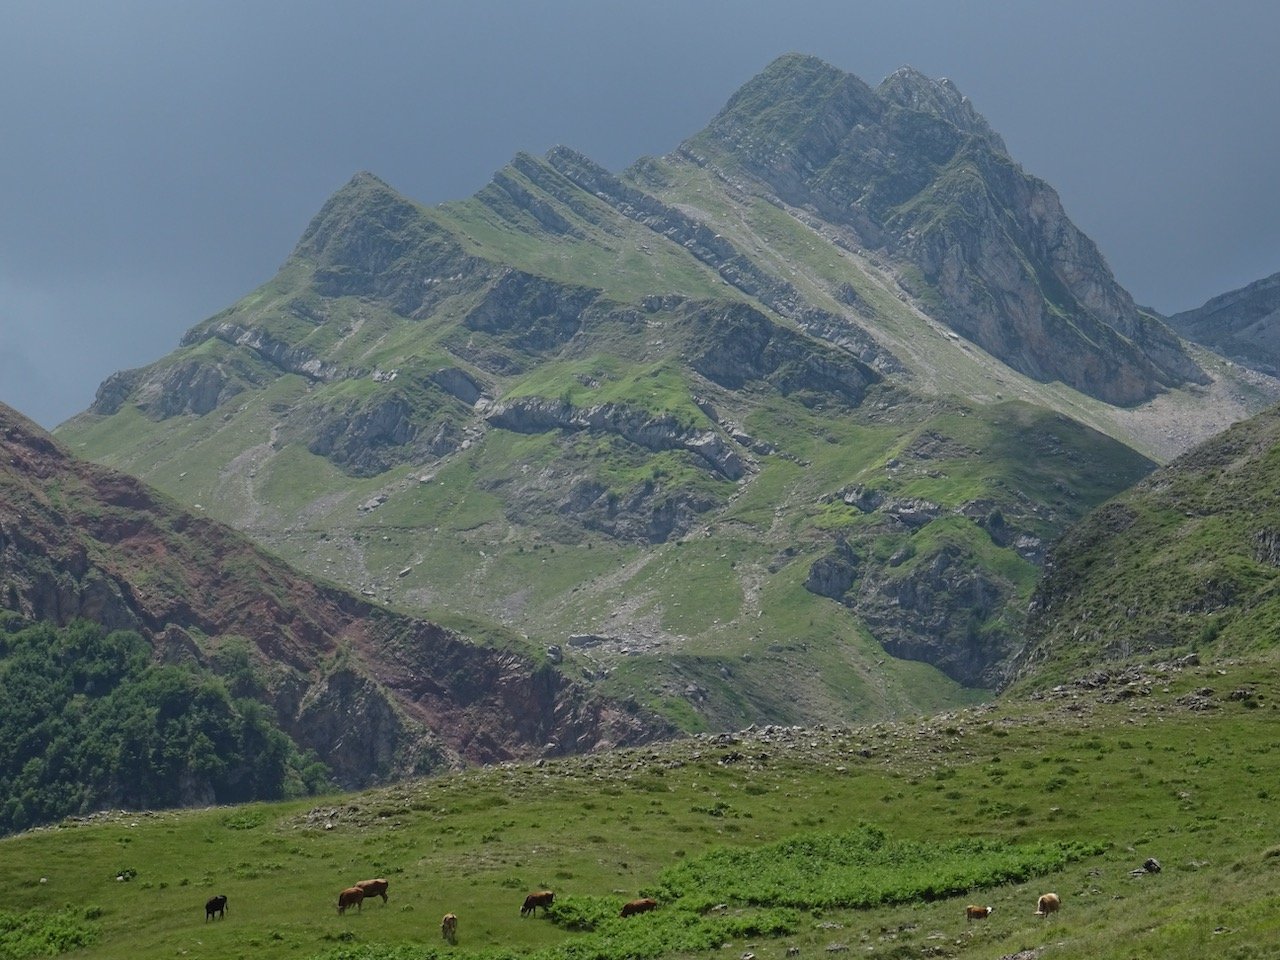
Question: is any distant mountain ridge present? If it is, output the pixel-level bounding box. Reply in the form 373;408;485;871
1169;269;1280;378
52;54;1274;729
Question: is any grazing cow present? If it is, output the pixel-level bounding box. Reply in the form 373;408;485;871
442;912;458;943
520;890;555;916
338;886;366;915
205;895;228;921
356;878;389;904
620;898;658;918
1035;893;1061;917
965;905;993;921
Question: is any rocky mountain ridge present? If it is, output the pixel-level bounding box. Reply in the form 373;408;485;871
1169;269;1280;378
683;54;1206;406
53;54;1278;728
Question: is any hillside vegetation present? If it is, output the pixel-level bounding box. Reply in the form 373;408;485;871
0;620;327;833
2;650;1278;960
1017;401;1280;687
0;403;666;800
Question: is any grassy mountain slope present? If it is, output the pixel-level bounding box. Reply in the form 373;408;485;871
1;649;1277;960
1016;401;1280;687
53;55;1277;730
0;403;665;802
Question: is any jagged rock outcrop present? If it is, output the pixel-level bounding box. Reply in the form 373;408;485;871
306;393;419;475
856;543;1013;687
554;477;718;544
463;268;601;354
430;366;487;406
804;540;860;600
877;66;1008;154
92;356;249;420
194;322;347;382
685;53;1206;405
487;398;747;480
687;300;878;406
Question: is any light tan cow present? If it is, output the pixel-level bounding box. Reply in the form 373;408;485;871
1035;893;1061;916
338;886;365;915
441;912;458;943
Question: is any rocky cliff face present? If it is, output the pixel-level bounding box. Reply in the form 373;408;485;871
1169;270;1280;377
685;54;1206;405
0;405;671;789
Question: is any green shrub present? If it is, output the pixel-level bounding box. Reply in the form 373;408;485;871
0;906;98;958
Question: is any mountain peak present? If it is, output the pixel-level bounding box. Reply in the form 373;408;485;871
877;66;1007;153
684;54;1205;406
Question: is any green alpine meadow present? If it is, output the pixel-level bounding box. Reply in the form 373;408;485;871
2;651;1280;960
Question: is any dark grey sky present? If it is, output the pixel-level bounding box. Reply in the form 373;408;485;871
3;1;1277;428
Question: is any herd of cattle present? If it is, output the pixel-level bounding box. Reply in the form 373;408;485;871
202;884;1063;940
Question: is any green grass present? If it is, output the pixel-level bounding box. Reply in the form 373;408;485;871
4;652;1280;960
1015;407;1280;689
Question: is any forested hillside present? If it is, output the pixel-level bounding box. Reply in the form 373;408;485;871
0;619;326;833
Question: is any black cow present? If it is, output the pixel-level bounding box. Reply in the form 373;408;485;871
205;895;228;921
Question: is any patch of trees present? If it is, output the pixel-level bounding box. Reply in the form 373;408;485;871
0;619;329;834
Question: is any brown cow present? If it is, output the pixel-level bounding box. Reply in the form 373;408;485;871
205;895;227;921
1035;893;1061;916
442;912;458;943
965;905;993;921
521;890;555;916
356;878;389;904
337;886;365;915
621;898;658;918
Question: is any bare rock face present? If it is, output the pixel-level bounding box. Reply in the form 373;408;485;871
805;540;860;600
688;53;1206;406
855;543;1014;687
306;393;420;476
430;367;486;406
294;665;433;785
686;301;878;406
463;268;599;354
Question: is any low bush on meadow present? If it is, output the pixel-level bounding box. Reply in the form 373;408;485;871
0;906;98;958
656;824;1104;911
